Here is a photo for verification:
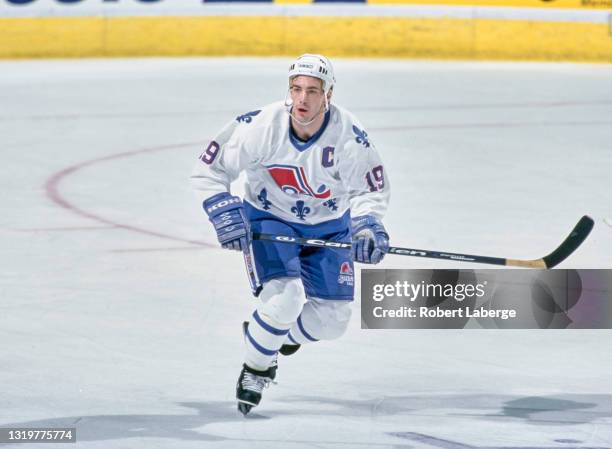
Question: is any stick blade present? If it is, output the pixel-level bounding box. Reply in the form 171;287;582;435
542;215;594;268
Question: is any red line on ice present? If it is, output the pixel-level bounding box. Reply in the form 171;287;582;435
44;141;215;248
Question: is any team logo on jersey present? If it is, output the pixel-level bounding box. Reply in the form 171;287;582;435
257;188;272;210
266;164;331;199
291;200;311;220
352;125;370;148
236;110;261;123
338;261;354;286
323;198;338;212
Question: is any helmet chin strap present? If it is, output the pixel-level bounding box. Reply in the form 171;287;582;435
284;89;330;127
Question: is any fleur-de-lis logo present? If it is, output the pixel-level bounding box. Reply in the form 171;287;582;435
323;198;338;212
236;110;261;123
352;125;370;148
257;188;272;210
291;200;311;220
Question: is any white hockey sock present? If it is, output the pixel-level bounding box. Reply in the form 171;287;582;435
244;310;290;371
285;299;352;345
244;278;305;371
286;311;319;345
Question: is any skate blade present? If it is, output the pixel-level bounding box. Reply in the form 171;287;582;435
238;401;254;416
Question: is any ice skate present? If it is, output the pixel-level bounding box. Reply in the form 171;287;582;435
279;342;300;356
236;363;276;415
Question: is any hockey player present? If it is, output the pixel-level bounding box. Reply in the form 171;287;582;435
190;54;390;415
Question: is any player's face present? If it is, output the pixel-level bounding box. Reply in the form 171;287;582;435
289;76;326;122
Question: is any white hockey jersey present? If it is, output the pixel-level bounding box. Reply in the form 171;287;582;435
190;101;390;226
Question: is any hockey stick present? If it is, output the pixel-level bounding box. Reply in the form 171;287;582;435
252;215;594;268
242;243;262;296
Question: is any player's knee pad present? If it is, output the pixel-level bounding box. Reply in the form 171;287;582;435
306;300;352;340
258;277;306;326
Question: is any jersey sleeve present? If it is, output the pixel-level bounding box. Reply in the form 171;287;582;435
337;124;390;220
190;118;256;202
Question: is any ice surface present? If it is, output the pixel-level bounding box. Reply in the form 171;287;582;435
1;58;611;448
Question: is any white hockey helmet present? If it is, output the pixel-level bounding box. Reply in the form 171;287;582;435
288;54;335;93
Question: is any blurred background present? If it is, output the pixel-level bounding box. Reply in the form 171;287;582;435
1;0;611;62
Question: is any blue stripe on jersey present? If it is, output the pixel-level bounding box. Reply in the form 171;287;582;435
253;310;290;336
245;328;277;356
297;315;319;342
288;109;331;152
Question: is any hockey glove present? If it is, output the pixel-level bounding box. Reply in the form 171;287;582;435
351;215;389;264
203;192;250;251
